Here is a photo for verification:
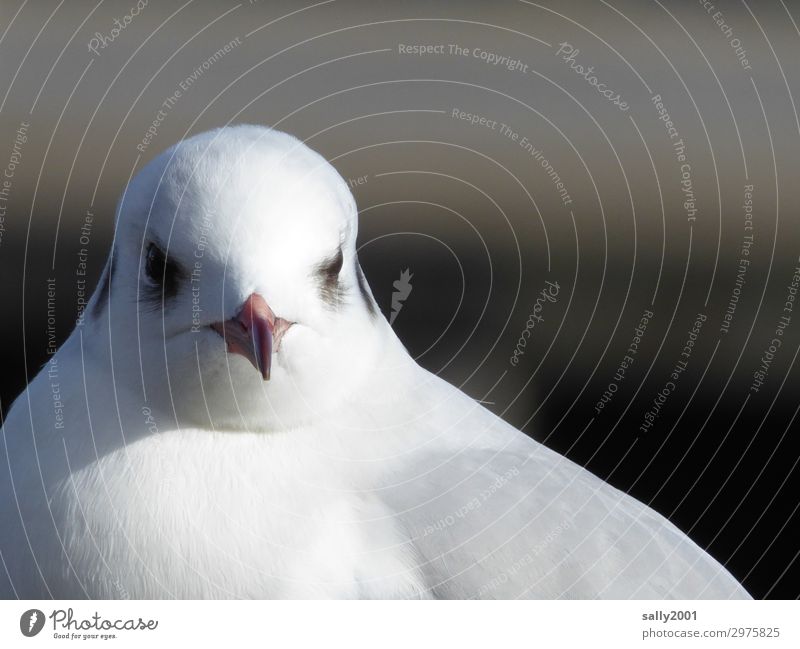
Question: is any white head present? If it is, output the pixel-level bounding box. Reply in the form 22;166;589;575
86;125;391;431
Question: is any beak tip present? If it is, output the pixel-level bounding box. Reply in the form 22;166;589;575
214;293;275;381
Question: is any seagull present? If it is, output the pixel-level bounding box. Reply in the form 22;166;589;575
0;125;750;599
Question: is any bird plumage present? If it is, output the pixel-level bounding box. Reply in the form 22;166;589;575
0;125;749;599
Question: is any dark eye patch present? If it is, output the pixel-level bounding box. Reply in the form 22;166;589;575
142;241;186;308
314;247;344;308
356;259;376;317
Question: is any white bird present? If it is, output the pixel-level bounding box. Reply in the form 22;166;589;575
0;125;750;599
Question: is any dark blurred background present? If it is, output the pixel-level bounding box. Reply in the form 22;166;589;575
1;0;798;598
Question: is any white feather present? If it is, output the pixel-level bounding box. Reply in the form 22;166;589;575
0;126;750;599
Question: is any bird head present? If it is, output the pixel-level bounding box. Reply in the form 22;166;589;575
87;125;390;431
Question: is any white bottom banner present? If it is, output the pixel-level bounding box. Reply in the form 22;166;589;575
0;600;796;648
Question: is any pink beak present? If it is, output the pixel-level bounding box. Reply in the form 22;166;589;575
211;293;276;380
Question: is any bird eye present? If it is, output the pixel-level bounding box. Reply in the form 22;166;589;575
143;242;184;304
321;248;344;279
314;247;344;308
145;243;167;285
